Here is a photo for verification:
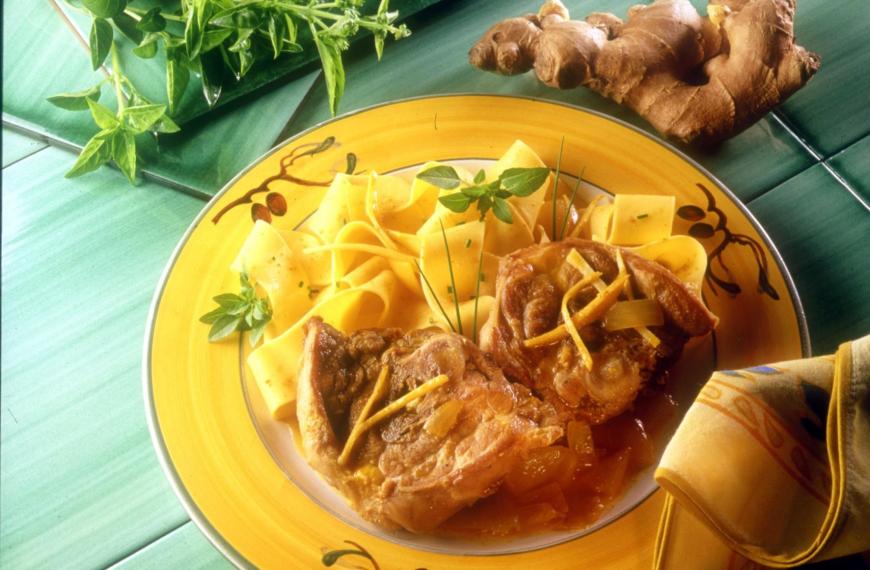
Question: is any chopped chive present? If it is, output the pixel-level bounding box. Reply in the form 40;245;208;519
439;219;464;336
447;285;454;294
560;166;586;240
298;281;304;288
636;213;649;219
415;260;456;333
479;272;486;282
551;137;565;240
471;245;485;344
465;238;472;248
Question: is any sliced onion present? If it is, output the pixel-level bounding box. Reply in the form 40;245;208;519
603;299;663;332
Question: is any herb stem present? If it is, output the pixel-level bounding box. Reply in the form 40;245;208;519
415;261;456;333
551;137;564;240
560;167;585;240
471;245;485;344
124;5;185;21
110;43;126;113
439;220;464;336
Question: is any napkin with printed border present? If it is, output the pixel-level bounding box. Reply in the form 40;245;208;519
654;335;870;568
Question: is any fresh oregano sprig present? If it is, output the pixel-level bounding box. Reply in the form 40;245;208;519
416;165;550;224
200;272;272;346
50;0;411;183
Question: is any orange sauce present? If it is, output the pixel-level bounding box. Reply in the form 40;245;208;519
437;388;678;537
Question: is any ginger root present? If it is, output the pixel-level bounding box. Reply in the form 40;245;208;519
469;0;820;144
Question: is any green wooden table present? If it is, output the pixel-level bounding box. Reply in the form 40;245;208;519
2;1;868;568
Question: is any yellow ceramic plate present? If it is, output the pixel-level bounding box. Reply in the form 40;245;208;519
144;95;809;569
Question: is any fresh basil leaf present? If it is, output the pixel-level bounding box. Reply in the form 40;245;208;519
228;28;254;53
47;84;102;111
136;8;166;32
417;165;460;189
90;18;113;70
166;57;189;115
65;130;113;178
313;32;345;116
284;13;297;44
208;314;242;342
473;169;486;184
500;167;550;197
237;47;254;77
87;98;119;129
112;128;136;183
495;189;512;199
133;34;159;58
199;307;225;324
185;0;211;59
461;186;486;198
83;0;126;19
477;194;493;218
268;14;285;59
112;12;143;44
249;323;266;346
199;51;224;107
213;293;242;307
492;197;513;224
438;193;472;213
200;28;233;53
154;113;181;134
121;104;166;133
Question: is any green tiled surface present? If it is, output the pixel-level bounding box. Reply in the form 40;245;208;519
777;0;870;156
284;0;816;202
2;0;869;567
828;135;870;206
749;165;870;355
109;522;230;570
2;128;47;167
0;147;205;568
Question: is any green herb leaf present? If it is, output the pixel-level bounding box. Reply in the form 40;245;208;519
112;12;143;44
90;18;113;70
87;98;119;129
492;197;513;224
461;186;486;198
132;34;159;59
185;0;211;59
121;104;166;134
500;167;550;197
201;29;233;53
473;169;486;184
82;0;126;19
112;128;136;183
136;8;166;32
199;51;224;107
268;14;285;59
417;165;461;189
313;31;346;117
477;194;493;219
208;314;242;342
47;84;102;111
65;130;114;178
439;193;472;213
201;273;272;345
166;56;190;114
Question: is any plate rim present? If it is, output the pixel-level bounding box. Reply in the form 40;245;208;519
142;93;811;569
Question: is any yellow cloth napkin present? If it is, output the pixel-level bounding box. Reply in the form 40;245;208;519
654;335;870;568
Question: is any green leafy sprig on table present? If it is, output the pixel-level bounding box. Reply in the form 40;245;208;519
200;273;272;346
417;165;551;224
49;0;411;183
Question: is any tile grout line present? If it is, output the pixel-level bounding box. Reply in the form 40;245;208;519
101;519;192;569
766;111;869;211
1;117;213;202
2;144;52;170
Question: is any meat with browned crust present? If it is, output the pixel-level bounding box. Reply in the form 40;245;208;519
296;317;562;532
480;239;717;425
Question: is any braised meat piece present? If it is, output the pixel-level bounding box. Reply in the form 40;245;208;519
296;317;562;533
480;239;717;425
